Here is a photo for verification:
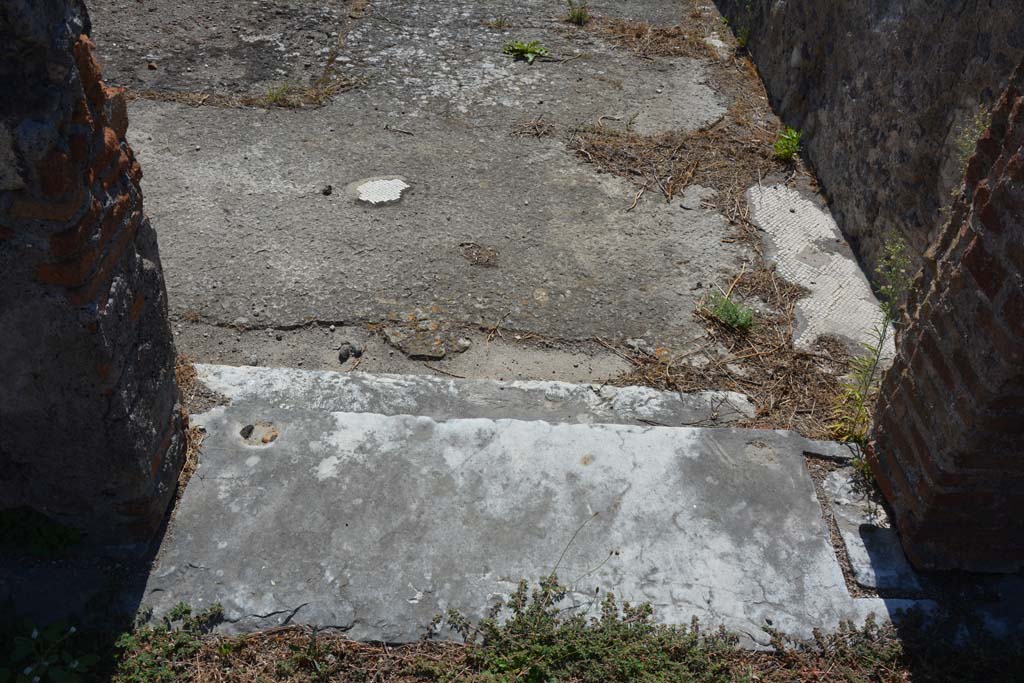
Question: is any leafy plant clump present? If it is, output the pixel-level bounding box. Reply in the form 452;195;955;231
707;291;755;333
566;0;591;26
831;236;912;462
736;25;752;48
434;576;739;683
953;104;992;171
113;603;223;683
264;83;298;108
773;126;802;161
0;622;99;683
503;40;550;64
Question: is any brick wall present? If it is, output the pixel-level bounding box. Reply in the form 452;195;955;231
871;58;1024;572
0;0;184;552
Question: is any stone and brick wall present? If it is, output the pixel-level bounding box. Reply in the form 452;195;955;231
0;0;183;551
714;0;1024;273
871;59;1024;572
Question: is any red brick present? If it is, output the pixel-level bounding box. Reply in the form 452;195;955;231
50;198;102;259
73;36;104;106
9;186;86;222
71;96;94;129
99;149;132;191
69;211;142;306
101;194;132;240
94;127;121;172
962;236;1007;300
976;199;1003;235
1004;284;1024;337
101;86;129;139
36;244;100;288
36;149;77;197
128;159;143;184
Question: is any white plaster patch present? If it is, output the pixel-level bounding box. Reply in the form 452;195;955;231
748;185;894;355
246;456;261;467
315;455;341;481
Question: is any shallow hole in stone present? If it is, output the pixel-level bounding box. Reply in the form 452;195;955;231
239;421;279;445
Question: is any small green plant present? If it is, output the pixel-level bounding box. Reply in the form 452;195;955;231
832;236;912;475
731;1;755;48
503;40;550;64
434;576;739;683
113;603;222;683
774;126;803;161
953;104;992;171
486;16;513;30
0;622;99;683
264;83;296;107
566;0;591;26
736;25;751;48
707;291;755;333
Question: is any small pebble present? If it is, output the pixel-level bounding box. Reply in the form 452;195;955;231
338;341;363;363
322;185;333;196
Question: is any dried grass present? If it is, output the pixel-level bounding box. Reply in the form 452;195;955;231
187;628;466;682
511;113;556;138
614;269;849;439
590;16;709;59
126;78;359;109
175;354;206;494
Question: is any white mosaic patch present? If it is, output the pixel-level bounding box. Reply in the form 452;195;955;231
355;177;409;205
748;185;894;356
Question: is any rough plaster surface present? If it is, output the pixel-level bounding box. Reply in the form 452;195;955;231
748;185;893;355
141;365;918;645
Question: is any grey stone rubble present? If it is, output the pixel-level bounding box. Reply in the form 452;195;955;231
143;365;922;646
823;469;921;593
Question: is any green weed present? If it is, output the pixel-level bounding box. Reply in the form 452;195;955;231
953;104;992;171
434;576;738;683
486;16;513;30
503;40;550;64
113;603;223;683
736;25;751;48
707;291;755;333
773;126;802;162
831;236;912;482
566;0;591;26
264;83;298;107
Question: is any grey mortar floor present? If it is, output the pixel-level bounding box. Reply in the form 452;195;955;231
87;0;755;380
